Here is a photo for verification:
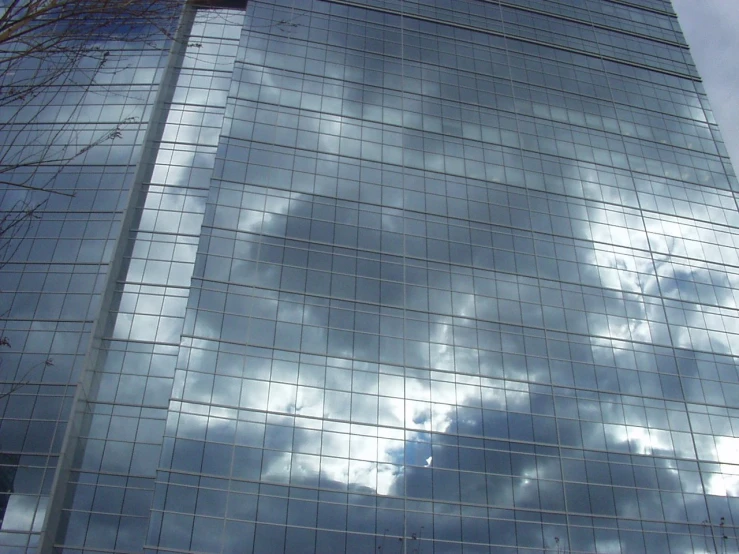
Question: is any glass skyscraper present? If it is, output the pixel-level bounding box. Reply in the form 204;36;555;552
1;0;738;552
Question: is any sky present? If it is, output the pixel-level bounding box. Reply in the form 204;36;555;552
672;0;739;170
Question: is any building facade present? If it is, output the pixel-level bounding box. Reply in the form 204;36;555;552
0;0;738;552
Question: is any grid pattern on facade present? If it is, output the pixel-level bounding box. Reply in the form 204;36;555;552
0;9;179;552
0;0;737;553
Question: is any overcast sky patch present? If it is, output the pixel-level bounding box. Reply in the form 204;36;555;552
672;0;739;171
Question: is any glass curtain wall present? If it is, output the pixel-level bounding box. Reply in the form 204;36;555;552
0;6;181;553
145;0;739;552
1;0;738;553
42;6;244;552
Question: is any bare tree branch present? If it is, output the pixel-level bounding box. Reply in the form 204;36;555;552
0;0;185;398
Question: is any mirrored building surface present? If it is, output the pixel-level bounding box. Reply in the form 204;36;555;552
1;0;739;552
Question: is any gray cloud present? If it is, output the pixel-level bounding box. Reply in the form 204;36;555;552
673;0;739;170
